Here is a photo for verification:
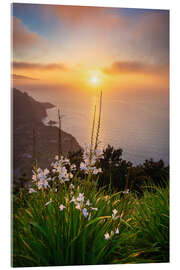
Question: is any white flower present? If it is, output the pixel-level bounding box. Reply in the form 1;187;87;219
80;162;86;170
77;193;84;202
70;196;76;203
45;199;52;206
115;228;119;234
32;174;37;182
86;199;91;206
123;189;129;194
82;208;88;218
70;164;76;171
44;168;49;175
29;188;37;194
75;203;81;210
112;209;118;219
55;155;59;160
112;209;118;216
91;207;98;211
59;204;66;211
69;184;74;189
97;168;102;173
37;179;49;190
104;233;110;240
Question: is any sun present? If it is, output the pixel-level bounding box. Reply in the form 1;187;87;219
90;75;100;85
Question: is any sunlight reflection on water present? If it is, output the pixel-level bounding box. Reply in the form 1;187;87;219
24;87;169;165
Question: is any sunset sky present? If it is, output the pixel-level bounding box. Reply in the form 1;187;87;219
12;3;169;94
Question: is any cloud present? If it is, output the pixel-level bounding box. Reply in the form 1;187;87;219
12;16;44;50
12;74;39;80
41;6;169;65
13;61;67;71
103;61;168;75
130;12;169;64
43;5;127;30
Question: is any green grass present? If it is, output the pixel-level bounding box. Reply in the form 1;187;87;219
12;178;169;267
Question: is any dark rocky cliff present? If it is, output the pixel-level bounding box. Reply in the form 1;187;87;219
13;88;81;181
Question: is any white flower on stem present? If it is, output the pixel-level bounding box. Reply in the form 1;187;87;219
82;208;88;218
70;196;76;203
59;204;66;211
29;188;37;194
80;162;86;171
115;228;119;234
69;184;74;189
112;209;118;219
86;199;91;206
70;164;76;171
77;193;84;202
37;179;49;190
69;173;73;179
79;144;104;175
45;199;52;206
32;174;37;182
75;203;81;210
55;155;59;160
104;233;110;240
123;189;129;194
112;209;118;215
91;207;98;211
44;168;49;175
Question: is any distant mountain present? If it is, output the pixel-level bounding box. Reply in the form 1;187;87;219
13;88;81;183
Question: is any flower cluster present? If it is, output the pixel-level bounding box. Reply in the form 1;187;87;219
112;208;123;220
80;145;103;174
51;156;75;184
104;209;121;240
104;227;119;240
69;192;98;219
32;168;50;190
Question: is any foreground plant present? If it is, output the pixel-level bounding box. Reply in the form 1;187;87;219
13;173;169;267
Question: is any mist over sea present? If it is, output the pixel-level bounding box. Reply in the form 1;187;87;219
19;86;169;166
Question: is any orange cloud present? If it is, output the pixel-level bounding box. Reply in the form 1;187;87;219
12;74;39;80
12;16;45;52
13;61;67;71
43;5;127;30
103;61;168;75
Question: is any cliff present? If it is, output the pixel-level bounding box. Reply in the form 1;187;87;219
13;88;81;181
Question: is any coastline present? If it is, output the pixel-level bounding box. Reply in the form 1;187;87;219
13;88;82;182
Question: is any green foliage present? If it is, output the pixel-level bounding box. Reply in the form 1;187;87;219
68;145;169;194
13;180;169;267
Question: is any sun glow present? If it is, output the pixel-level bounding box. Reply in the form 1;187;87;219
90;75;100;85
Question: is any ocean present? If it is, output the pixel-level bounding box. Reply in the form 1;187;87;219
19;86;169;166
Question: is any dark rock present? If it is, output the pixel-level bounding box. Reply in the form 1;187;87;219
13;88;82;180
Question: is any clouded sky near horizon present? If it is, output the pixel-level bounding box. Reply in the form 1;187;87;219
12;3;169;93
